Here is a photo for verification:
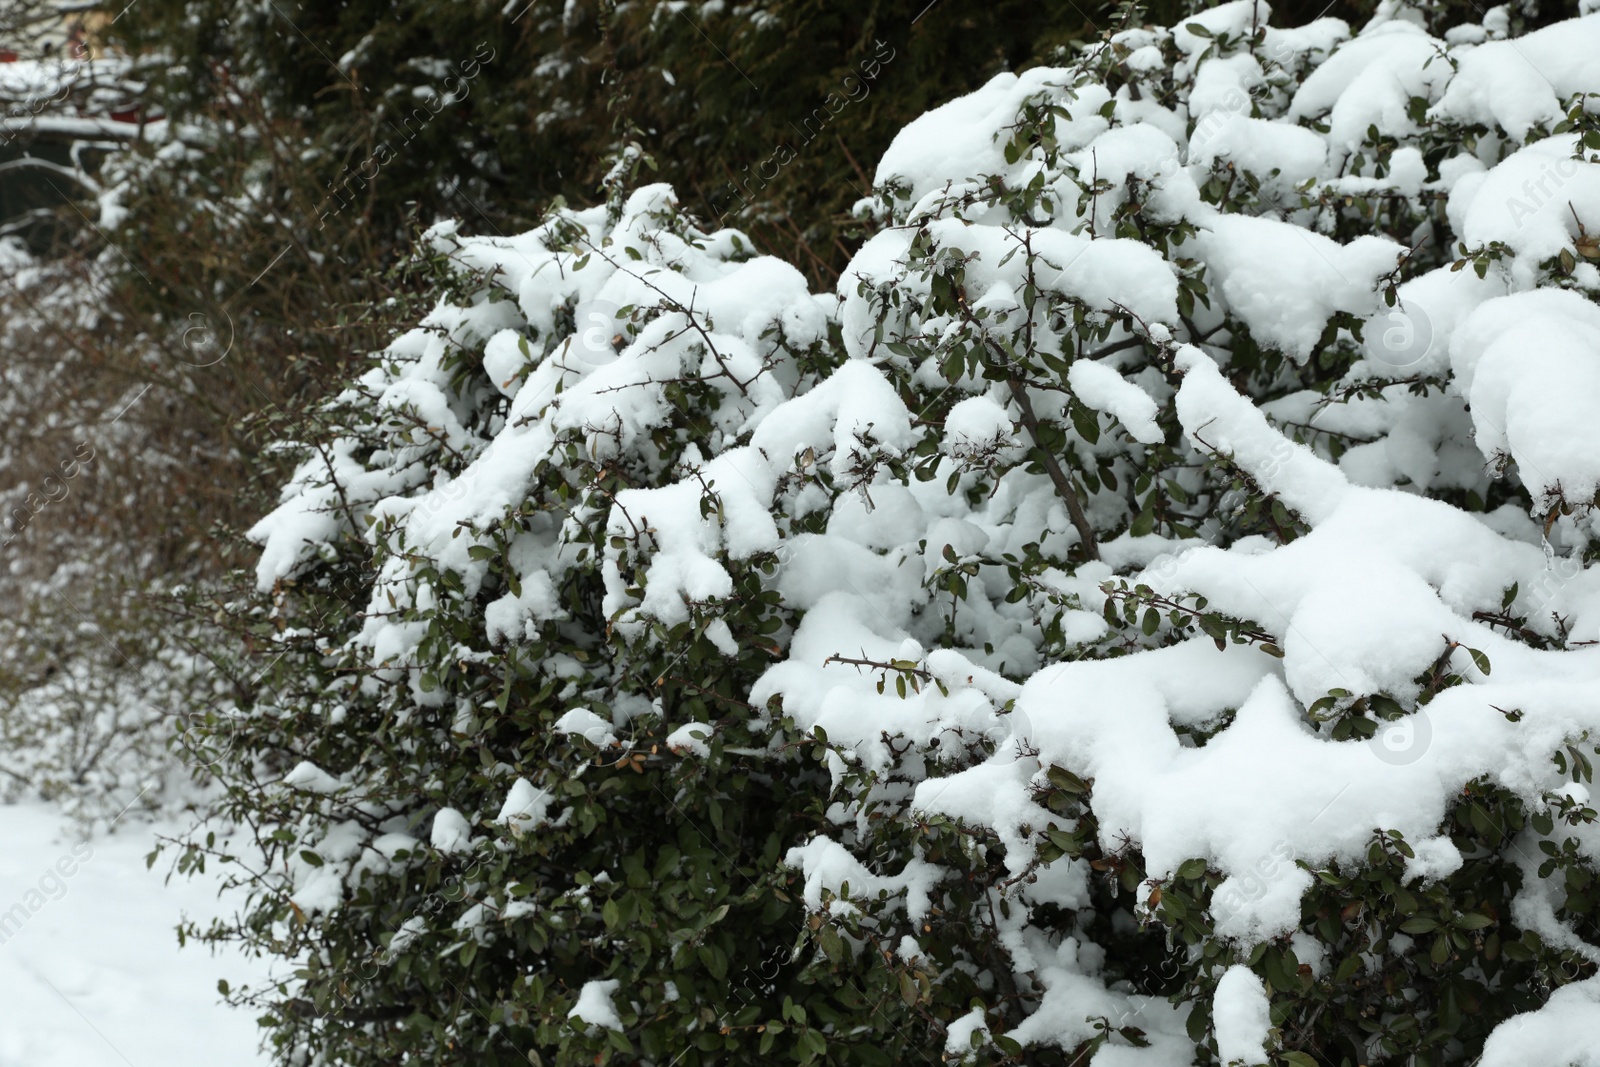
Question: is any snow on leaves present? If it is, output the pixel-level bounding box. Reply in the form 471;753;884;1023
244;1;1600;1063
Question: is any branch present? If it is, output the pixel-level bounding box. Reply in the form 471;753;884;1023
1006;376;1101;561
283;997;414;1023
823;653;931;680
948;257;1101;562
0;155;100;194
577;236;752;398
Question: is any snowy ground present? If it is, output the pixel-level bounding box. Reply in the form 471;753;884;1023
0;801;270;1067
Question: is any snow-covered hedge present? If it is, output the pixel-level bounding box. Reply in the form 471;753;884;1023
209;2;1600;1064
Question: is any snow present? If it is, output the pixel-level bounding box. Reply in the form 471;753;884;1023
1357;260;1504;376
1067;360;1163;444
1186;113;1327;194
1448;136;1600;287
665;721;713;757
1478;977;1600;1067
496;777;556;832
1431;16;1600;140
1402;835;1465;884
568;978;624;1030
1289;22;1448;126
943;395;1022;464
874;67;1083;207
553;707;617;747
430;806;474;852
280;759;345;794
0;803;269;1067
1449;289;1600;506
945;1006;991;1055
1213;966;1271;1065
1190;216;1403;361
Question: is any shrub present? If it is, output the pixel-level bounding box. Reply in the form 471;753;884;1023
109;0;1111;286
186;1;1600;1064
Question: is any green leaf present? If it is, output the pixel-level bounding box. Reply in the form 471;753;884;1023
1048;767;1089;794
1468;647;1491;676
802;1028;828;1058
1184;21;1214;37
819;925;844;962
1070;403;1100;445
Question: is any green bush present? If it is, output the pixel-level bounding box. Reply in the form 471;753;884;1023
175;1;1600;1065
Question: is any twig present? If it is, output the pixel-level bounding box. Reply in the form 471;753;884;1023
947;257;1101;561
823;652;932;680
1006;376;1101;561
834;132;874;197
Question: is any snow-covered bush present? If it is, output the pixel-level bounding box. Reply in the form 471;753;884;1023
0;229;227;823
198;2;1600;1064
